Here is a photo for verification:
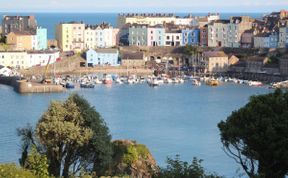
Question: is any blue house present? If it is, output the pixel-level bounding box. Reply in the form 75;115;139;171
86;48;119;67
182;28;200;46
36;27;47;50
269;32;278;48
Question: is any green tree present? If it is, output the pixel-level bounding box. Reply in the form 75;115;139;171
218;89;288;178
24;145;49;178
18;94;113;177
0;164;37;178
154;155;222;178
36;98;93;177
69;94;113;175
17;124;37;167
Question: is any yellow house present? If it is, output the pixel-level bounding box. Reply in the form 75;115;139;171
6;31;36;50
56;22;85;52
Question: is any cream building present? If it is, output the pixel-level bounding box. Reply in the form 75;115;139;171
56;22;85;52
6;31;37;50
117;13;176;28
0;51;28;69
0;50;60;69
203;51;229;73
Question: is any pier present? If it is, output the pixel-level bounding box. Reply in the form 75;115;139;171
0;77;64;94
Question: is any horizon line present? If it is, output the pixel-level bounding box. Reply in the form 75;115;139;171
0;11;271;14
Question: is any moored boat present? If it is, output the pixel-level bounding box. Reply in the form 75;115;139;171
192;79;201;86
248;81;263;87
80;82;95;88
66;82;75;89
206;79;219;86
103;74;113;84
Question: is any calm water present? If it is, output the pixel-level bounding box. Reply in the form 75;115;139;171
0;83;269;177
0;12;265;39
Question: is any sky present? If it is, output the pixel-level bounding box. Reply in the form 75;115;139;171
1;0;287;13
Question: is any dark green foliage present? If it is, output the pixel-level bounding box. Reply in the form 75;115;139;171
17;124;36;167
68;93;113;175
0;35;6;43
218;89;288;178
154;155;222;178
268;55;279;64
183;45;199;55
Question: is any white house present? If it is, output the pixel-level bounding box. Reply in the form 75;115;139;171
27;50;60;67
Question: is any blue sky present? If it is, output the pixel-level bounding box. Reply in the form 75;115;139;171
1;0;287;12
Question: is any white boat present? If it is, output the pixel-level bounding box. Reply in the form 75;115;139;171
157;77;164;84
115;78;123;84
178;78;184;83
94;78;102;84
127;78;135;84
192;79;201;86
248;81;263;86
148;78;159;87
164;78;173;84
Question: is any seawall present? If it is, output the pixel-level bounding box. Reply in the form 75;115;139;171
0;77;64;94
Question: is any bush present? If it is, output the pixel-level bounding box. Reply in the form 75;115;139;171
0;164;37;178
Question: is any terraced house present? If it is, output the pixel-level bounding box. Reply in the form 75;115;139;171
2;15;37;35
6;31;37;50
117;13;176;28
278;21;288;48
0;49;59;69
128;24;148;46
56;22;85;52
227;16;253;48
208;20;229;47
84;23;119;49
182;28;200;46
147;25;165;46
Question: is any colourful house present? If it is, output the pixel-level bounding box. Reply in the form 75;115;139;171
86;48;119;66
182;28;200;46
128;24;148;46
147;25;165;46
36;27;47;50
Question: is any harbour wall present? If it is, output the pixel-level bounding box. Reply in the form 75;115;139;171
0;77;64;94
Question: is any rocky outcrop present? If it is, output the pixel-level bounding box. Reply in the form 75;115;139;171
111;140;158;178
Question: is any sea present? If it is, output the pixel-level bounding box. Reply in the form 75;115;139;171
0;12;265;39
0;82;270;177
0;12;268;177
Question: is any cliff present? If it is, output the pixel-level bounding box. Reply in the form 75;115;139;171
110;140;158;178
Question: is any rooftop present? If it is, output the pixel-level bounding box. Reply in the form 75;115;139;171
9;31;36;36
85;23;112;30
203;51;228;58
94;48;118;54
121;51;144;60
118;13;175;17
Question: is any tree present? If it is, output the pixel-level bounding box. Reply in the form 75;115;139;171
154;155;222;178
18;94;113;177
24;145;49;178
36;98;93;177
218;89;288;178
69;94;113;175
17;124;37;167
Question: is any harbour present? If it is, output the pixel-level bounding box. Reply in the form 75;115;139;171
0;82;269;177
